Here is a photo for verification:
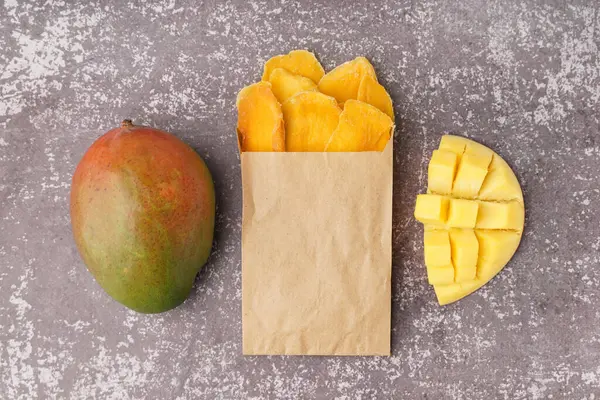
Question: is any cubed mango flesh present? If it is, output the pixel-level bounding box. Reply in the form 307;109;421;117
447;199;479;228
414;135;525;305
449;229;478;283
476;201;524;230
452;152;493;198
423;230;452;268
428;150;458;195
414;194;449;225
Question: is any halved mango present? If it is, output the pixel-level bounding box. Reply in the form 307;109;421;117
415;135;525;305
318;57;377;104
236;82;285;152
325;100;393;152
282;91;341;152
262;50;325;84
268;68;318;103
357;75;395;121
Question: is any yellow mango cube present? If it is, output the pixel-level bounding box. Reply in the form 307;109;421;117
427;265;454;286
475;230;522;278
447;199;479;228
479;156;524;202
423;231;452;267
449;229;478;283
428;150;458;195
414;194;449;225
439;135;467;155
476;201;524;230
452;152;492;198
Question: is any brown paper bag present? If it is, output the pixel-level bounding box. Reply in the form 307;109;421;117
241;142;392;356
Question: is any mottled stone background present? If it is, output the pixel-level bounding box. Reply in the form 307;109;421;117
1;0;599;398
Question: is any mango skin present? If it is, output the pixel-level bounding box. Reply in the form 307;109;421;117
70;121;215;313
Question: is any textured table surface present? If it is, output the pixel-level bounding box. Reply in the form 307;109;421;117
2;0;600;398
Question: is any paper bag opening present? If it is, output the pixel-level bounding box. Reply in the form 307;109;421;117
241;143;393;355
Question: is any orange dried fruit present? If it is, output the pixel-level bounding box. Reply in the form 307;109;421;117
357;74;395;121
236;82;285;152
268;68;318;103
318;57;377;104
282;91;341;152
325;100;393;152
262;50;325;84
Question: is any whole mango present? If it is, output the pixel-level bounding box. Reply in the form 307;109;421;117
70;120;215;313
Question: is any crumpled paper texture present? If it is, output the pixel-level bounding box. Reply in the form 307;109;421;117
241;143;392;355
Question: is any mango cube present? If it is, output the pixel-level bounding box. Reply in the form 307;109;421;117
414;194;449;225
449;229;478;283
424;231;452;267
427;265;455;286
476;201;524;230
447;199;479;228
439;135;467;155
475;230;522;278
479;156;524;202
452;152;492;198
428;150;458;195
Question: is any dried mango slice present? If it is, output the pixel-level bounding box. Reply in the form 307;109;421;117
325;100;393;152
282;91;341;152
262;50;325;84
318;57;377;104
414;135;525;305
357;74;395;121
236;82;285;152
268;68;318;103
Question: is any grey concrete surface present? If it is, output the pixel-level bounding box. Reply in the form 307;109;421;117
1;0;600;398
